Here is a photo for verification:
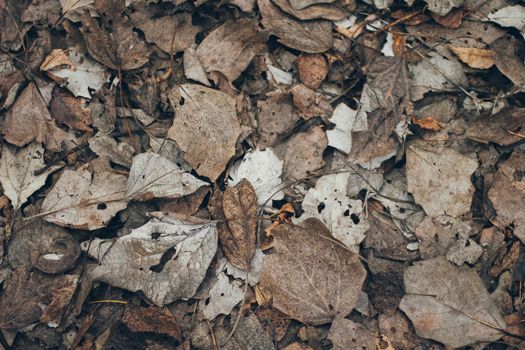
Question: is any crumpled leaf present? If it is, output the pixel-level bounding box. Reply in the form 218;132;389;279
196;18;267;82
486;5;525;37
3;83;69;152
272;0;347;21
406;141;478;218
466;107;525;146
228;148;284;205
399;257;506;348
297;173;369;251
123;304;181;341
41;48;108;99
126;152;208;201
327;103;358;154
80;13;149;70
200;272;244;320
130;12;200;54
42;160;128;230
488;151;525;243
261;218;367;325
167;84;242;181
83;214;218;306
275;126;327;181
88;134;135;167
327;317;376;350
0;143;59;210
423;0;464;16
258;0;333;53
449;46;495;69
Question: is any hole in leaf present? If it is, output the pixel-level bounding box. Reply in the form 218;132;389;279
179;97;185;105
97;203;107;210
317;202;325;213
350;213;360;224
343;209;350;217
150;247;176;273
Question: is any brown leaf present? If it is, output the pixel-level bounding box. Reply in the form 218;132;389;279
256;93;300;148
3;83;69;152
492;35;525;88
123;304;181;342
290;84;333;119
466;107;525;146
196;18;267;82
488;151;525;243
271;0;347;21
391;10;430;26
296;53;328;90
431;7;464;28
449;46;495;69
50;87;93;131
220;179;258;270
260;218;367;325
80;13;149;70
40;275;78;327
258;0;333;53
327;317;376;350
412;116;443;130
254;307;291;342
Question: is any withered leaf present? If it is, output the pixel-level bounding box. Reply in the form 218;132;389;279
80;13;149;70
256;93;299;148
260;218;366;325
220;179;257;271
3;83;69;152
296;53;328;90
271;0;347;21
466;107;525;146
196;18;267;82
123;304;181;341
290;84;333;119
167;84;242;181
258;0;333;53
449;46;495;69
50;87;93;131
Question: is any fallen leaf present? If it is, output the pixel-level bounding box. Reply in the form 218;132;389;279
466;107;525;145
327;317;376;350
228;148;284;205
275;126;327;181
83;214;218;306
297;173;369;251
491;35;525;88
225;249;264;285
200;272;244;320
431;7;464;28
126;152;208;201
49;87;93;131
288;0;335;9
123;304;181;341
290;84;333;119
412;115;443;130
42;160;128;230
183;47;211;86
260;218;367;325
258;0;333;53
326;103;358;154
423;0;464;16
399;257;506;348
256;93;300;148
486;5;525;36
22;0;61;25
254;307;290;342
130;12;200;55
41;48;108;99
80;13;149;70
167;84;242;181
196;18;267;82
3;83;69;152
449;46;495;69
40;275;78;328
60;0;95;22
406;141;478;218
296;53;328;90
88;134;135;167
0;143;58;210
488;151;525;243
379;311;443;349
272;0;347;21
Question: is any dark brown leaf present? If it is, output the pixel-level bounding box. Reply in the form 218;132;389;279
466;107;525;146
123;304;181;342
50;87;93;131
290;84;333;119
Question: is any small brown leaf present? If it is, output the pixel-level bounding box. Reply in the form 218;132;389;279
123;304;181;342
296;53;328;90
50;87;93;131
431;7;464;28
412;116;443;130
449;46;495;69
290;84;333;119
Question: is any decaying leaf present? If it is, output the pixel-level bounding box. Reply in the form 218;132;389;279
273;0;346;21
60;0;95;22
296;53;328;90
3;83;69;152
297;173;369;251
225;249;263;285
228;148;284;205
258;0;333;53
167;84;242;181
261;218;366;325
256;93;300;148
83;214;218;306
486;5;525;36
183;47;211;86
49;88;93;131
42;160;128;230
200;272;244;320
327;103;358;154
196;18;267;82
328;317;376;350
88;134;135;167
449;46;495;69
123;304;181;341
399;257;506;348
488;151;525;243
423;0;464;16
126;152;208;201
466;107;525;146
406;141;478;218
290;84;333;119
0;143;58;210
491;35;525;88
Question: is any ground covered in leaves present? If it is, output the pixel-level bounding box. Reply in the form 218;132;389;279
1;0;525;349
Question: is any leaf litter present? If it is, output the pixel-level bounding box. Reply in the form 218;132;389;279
2;0;525;348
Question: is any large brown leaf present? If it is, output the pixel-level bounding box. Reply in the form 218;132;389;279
260;218;366;325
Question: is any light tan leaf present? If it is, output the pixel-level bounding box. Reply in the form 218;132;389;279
449;46;495;69
260;218;367;325
167;84;242;181
183;47;211;86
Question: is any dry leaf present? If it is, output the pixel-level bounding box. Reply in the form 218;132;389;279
491;35;525;88
406;141;478;218
42;161;128;230
399;257;506;348
3;83;69;152
88;134;135;167
272;0;347;21
327;317;376;350
327;102;358;154
60;0;95;22
256;93;300;148
200;272;244;320
82;214;218;306
296;53;328;90
412;116;443;130
487;5;525;35
466;107;525;145
290;84;333;119
258;0;333;53
432;7;464;28
167;84;242;181
183;47;211;86
126;152;208;201
40;275;78;328
254;307;290;341
196;18;267;82
0;143;58;210
449;46;495;69
260;218;366;325
488;151;525;243
288;0;335;9
49;87;93;131
423;0;464;16
297;173;369;252
123;304;181;341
